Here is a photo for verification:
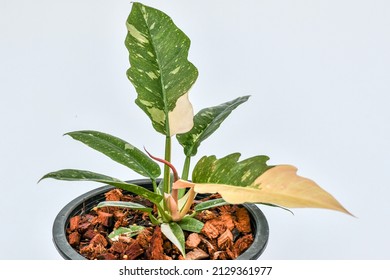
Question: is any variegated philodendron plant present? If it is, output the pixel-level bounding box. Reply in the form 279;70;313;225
40;2;351;257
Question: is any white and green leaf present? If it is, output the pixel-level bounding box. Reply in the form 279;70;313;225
97;200;152;211
161;222;186;257
108;225;145;241
96;201;159;225
126;2;198;136
177;96;250;156
194;198;229;212
66;130;160;179
39;169;162;205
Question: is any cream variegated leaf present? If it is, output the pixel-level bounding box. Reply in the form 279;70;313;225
193;165;351;215
191;154;351;215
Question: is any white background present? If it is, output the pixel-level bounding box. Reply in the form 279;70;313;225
1;0;389;259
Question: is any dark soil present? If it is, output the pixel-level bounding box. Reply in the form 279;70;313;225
66;189;254;260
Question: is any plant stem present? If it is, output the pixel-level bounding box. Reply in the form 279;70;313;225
163;135;171;194
152;179;158;193
181;156;191;180
178;156;191;198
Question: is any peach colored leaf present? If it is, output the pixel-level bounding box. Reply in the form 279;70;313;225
194;165;351;215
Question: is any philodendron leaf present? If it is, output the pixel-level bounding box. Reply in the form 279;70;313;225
97;200;152;210
177;96;250;156
161;222;186;257
193;153;272;186
66;130;160;179
194;198;229;212
96;201;159;225
108;225;145;241
177;217;204;233
39;169;162;205
126;2;198;136
192;154;351;215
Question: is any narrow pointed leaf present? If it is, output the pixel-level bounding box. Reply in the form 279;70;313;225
108;225;145;241
177;217;204;233
126;2;198;136
161;222;186;257
97;201;152;210
259;203;295;215
177;96;250;156
39;169;162;205
66;130;160;179
96;201;159;225
194;198;229;212
194;164;351;215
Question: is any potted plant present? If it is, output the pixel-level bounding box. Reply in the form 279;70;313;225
40;2;350;260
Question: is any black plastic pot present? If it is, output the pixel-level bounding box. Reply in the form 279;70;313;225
52;179;269;260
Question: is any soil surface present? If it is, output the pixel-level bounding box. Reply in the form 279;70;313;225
66;189;254;260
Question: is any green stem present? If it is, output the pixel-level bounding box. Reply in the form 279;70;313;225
152;179;158;193
163;135;171;194
181;156;191;180
178;156;191;198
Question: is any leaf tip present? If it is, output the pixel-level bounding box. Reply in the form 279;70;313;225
37;173;51;184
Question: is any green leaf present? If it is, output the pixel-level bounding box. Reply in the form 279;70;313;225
97;200;152;210
108;225;145;241
177;217;204;233
161;222;186;257
177;96;250;156
126;2;198;136
96;201;159;225
194;198;229;212
39;169;162;205
66;130;160;179
192;153;272;186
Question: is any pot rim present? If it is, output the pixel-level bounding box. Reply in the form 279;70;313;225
52;178;269;260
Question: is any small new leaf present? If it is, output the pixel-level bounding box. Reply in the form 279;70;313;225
194;198;229;212
161;223;186;257
108;225;145;241
96;201;159;225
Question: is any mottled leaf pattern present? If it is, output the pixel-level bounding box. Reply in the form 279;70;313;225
66;130;160;179
192;153;272;187
126;2;198;136
177;96;250;156
108;225;145;241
